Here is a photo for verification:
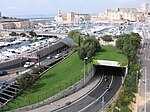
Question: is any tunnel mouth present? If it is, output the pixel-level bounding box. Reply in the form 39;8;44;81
94;65;126;77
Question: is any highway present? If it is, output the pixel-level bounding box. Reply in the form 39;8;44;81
52;66;122;112
0;49;71;83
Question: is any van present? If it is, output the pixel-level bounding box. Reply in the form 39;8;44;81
23;62;35;68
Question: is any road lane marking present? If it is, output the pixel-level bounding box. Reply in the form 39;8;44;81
53;75;104;112
78;75;114;112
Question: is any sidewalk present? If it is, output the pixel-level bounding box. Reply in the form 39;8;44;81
26;76;101;112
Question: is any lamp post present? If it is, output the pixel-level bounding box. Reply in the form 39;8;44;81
37;54;40;66
84;57;88;86
19;57;23;75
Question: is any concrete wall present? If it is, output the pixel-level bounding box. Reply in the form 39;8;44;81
12;65;96;112
0;42;67;70
36;42;66;58
0;58;27;70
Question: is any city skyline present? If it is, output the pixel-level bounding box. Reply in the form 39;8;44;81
0;0;150;17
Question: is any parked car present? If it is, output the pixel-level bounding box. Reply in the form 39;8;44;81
23;62;35;68
0;70;8;76
0;81;8;90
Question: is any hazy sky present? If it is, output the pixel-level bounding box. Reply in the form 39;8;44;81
0;0;149;17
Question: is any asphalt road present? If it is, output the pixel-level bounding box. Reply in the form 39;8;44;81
0;49;71;83
138;39;150;112
53;67;122;112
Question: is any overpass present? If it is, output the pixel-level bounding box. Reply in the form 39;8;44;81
36;32;67;38
0;29;68;38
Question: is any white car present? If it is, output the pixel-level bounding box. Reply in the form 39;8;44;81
54;54;61;59
35;62;41;67
23;62;35;68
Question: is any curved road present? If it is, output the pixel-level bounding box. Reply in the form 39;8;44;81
52;67;122;112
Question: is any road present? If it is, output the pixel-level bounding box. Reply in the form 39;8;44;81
138;39;150;112
53;67;122;112
0;49;71;83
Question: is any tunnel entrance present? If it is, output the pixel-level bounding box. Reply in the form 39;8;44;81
94;65;126;77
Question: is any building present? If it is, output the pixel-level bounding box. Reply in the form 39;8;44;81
55;10;91;24
67;12;74;23
99;3;149;22
140;3;149;15
0;19;30;29
0;12;1;18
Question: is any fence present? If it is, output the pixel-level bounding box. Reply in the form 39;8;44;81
2;53;95;112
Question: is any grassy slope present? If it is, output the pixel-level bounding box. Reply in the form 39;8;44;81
4;52;86;110
94;46;127;67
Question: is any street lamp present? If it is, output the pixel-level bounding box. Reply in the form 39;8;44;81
19;57;23;75
84;57;88;86
37;54;40;66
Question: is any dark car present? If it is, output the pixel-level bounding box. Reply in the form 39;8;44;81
0;70;8;76
104;76;108;82
0;81;8;90
106;85;111;91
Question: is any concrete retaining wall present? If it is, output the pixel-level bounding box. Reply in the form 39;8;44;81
12;65;95;112
0;58;27;70
0;42;67;70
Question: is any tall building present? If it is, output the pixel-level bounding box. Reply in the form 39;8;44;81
0;12;1;18
67;12;74;24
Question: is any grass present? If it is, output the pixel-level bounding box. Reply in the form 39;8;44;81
3;52;90;111
94;45;127;67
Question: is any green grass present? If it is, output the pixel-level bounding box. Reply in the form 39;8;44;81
3;52;89;111
94;46;127;67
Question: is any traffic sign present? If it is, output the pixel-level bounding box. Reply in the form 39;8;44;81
101;97;105;108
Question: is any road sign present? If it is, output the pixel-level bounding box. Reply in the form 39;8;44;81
101;97;105;108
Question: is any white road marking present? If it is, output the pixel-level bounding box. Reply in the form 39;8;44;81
53;75;104;112
78;75;114;112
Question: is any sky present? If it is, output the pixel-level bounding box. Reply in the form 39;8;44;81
0;0;150;17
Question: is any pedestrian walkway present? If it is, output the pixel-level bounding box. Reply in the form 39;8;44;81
26;76;101;112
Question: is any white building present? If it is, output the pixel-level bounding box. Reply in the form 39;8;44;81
55;10;91;24
99;3;149;22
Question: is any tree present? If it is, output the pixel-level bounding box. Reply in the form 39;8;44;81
68;30;82;46
68;30;76;38
16;72;39;90
78;37;101;61
16;73;33;90
101;35;113;44
20;32;26;37
116;33;141;67
9;32;17;36
32;65;45;74
116;37;124;50
29;30;37;37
